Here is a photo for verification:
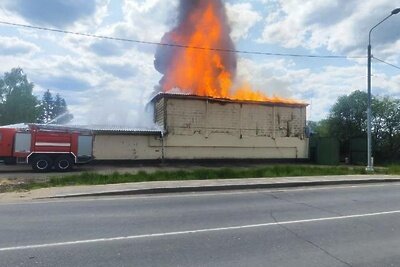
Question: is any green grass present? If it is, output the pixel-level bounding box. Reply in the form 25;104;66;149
4;164;399;193
46;165;371;187
387;165;400;175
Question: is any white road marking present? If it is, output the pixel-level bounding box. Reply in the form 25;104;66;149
1;182;400;206
1;209;400;252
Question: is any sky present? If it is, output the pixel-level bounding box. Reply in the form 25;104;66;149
0;0;399;126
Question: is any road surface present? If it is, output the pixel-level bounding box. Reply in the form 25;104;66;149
1;183;400;266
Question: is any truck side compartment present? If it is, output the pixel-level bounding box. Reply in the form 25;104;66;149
0;124;94;172
0;128;17;165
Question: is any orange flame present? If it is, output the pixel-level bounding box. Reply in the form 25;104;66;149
156;0;302;105
233;83;302;104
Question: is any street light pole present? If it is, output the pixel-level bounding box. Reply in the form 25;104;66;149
366;8;400;172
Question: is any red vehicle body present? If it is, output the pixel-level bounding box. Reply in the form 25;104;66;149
0;124;93;172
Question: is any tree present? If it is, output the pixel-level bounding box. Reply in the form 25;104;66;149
53;93;68;117
328;90;368;142
39;89;54;124
372;97;400;160
0;68;40;125
38;90;73;124
0;68;73;125
308;119;330;137
319;90;400;162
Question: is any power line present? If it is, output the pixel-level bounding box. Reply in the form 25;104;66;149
0;20;366;59
373;56;400;70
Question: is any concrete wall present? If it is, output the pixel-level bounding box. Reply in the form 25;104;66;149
93;134;162;160
92;95;309;161
163;134;307;159
156;96;309;160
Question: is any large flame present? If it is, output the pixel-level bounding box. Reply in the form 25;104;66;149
154;0;300;104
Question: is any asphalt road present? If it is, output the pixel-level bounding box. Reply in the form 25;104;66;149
2;183;400;267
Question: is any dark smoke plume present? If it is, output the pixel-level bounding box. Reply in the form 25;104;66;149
154;0;237;94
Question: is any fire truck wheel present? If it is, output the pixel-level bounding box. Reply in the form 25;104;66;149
54;156;73;172
32;156;53;172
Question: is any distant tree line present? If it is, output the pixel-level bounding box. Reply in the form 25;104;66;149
309;90;400;163
0;68;73;125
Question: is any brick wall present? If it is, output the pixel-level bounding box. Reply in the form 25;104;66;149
157;97;306;139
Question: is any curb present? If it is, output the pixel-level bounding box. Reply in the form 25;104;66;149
49;178;400;199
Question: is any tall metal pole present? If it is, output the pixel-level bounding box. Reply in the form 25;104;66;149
366;44;373;171
365;10;399;172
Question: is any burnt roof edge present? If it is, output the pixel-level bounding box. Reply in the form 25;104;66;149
150;92;309;108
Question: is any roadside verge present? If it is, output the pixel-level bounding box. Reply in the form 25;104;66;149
1;175;400;201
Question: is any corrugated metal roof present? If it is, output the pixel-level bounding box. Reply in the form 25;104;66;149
151;92;308;107
0;123;91;133
85;125;163;135
0;123;29;129
0;123;163;135
33;124;92;133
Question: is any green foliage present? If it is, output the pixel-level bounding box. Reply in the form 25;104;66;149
39;89;54;123
5;165;400;193
315;90;400;163
38;89;73;124
0;68;40;125
328;90;368;142
0;68;73;126
388;165;400;174
372;97;400;160
308;119;330;137
44;165;369;187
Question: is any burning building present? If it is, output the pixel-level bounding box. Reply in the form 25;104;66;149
152;93;308;160
92;93;308;161
91;0;309;161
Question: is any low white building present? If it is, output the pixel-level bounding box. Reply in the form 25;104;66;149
92;93;309;161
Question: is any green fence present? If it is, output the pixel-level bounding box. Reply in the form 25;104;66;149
310;136;340;165
349;138;367;165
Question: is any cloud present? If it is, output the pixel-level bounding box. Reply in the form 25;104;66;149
235;54;400;121
89;40;125;57
236;57;298;98
86;0;177;46
0;37;39;56
3;0;101;28
81;90;156;127
99;63;137;79
259;0;400;56
226;2;262;41
1;0;398;126
36;75;91;92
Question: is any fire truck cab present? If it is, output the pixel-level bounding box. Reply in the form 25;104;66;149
0;124;93;172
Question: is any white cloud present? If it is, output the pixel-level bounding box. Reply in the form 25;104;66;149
115;0;178;42
1;0;399;126
226;2;262;41
234;54;400;121
259;0;400;57
0;37;39;56
1;0;106;28
72;0;110;32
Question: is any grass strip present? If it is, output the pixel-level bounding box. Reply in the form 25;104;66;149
5;164;397;192
387;165;400;175
48;165;379;187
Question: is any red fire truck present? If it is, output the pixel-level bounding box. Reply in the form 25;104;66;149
0;124;93;172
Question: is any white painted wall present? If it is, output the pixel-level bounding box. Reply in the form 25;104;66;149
93;95;309;160
93;135;162;160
